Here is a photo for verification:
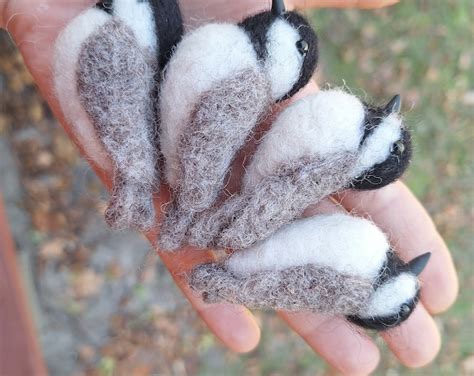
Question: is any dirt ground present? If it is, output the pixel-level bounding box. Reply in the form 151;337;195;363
0;2;472;375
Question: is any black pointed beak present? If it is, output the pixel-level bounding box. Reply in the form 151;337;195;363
407;252;431;276
272;0;286;16
385;94;401;114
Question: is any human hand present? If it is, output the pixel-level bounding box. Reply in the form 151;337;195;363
1;0;458;374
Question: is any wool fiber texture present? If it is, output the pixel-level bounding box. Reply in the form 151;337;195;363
160;14;318;187
95;0;184;67
159;24;262;187
189;90;412;250
77;20;158;231
225;213;390;281
189;212;424;328
243;90;365;187
96;0;157;52
241;90;411;191
158;69;272;250
188;152;358;250
189;263;373;315
225;212;423;329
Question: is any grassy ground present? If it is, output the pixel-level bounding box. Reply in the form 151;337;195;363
0;1;472;375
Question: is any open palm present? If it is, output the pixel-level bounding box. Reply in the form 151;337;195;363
1;0;458;373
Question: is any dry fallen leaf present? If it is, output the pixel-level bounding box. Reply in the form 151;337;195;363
39;238;67;260
73;269;104;299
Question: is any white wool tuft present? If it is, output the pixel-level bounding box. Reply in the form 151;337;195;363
53;8;111;170
226;213;389;280
244;90;365;188
354;114;403;176
159;23;260;187
265;19;305;100
360;273;418;318
112;0;157;51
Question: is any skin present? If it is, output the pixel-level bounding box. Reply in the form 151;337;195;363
0;0;458;374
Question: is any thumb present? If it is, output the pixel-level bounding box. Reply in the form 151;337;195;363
292;0;399;10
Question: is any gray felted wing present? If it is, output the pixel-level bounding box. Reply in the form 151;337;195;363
158;69;272;251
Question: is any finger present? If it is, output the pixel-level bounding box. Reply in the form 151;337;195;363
180;0;268;24
381;304;441;368
280;311;380;375
335;182;459;314
6;0;262;353
179;0;400;19
292;0;399;9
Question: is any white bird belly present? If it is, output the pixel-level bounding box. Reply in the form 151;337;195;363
243;90;366;188
227;213;389;281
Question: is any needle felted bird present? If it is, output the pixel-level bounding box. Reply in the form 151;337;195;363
53;0;183;231
158;0;319;251
188;89;412;250
190;213;431;330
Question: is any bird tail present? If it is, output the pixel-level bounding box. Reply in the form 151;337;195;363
105;176;156;232
158;203;195;252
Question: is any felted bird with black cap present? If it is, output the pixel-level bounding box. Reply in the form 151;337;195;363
190;213;431;331
158;0;319;251
53;0;183;231
188;89;412;250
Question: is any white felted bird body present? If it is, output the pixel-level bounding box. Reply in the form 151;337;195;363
190;213;431;330
158;0;319;251
188;89;412;250
53;0;183;231
158;24;273;249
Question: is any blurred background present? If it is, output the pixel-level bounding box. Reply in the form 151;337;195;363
0;1;472;375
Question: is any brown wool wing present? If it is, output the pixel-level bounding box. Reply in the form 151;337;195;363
189;263;373;315
189;152;358;250
77;20;159;231
158;69;272;251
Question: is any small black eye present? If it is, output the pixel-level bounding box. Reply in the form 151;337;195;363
400;303;411;316
296;39;309;57
391;140;405;155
